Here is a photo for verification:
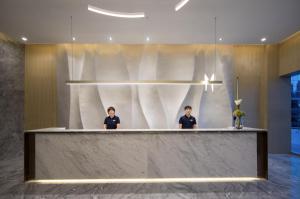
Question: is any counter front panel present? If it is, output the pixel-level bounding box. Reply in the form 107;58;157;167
24;128;268;181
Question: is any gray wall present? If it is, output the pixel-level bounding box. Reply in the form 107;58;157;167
266;45;291;153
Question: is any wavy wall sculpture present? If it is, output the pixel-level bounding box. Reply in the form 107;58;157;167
56;45;234;129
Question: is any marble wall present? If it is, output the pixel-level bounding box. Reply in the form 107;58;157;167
0;33;24;160
0;33;24;183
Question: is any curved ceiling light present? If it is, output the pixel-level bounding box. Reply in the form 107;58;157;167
175;0;190;11
88;4;145;18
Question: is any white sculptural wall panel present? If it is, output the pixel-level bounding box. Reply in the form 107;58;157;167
58;45;234;129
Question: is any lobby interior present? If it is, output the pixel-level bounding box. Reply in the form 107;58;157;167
1;0;300;198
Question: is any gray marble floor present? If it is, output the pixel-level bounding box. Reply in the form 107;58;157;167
0;154;299;199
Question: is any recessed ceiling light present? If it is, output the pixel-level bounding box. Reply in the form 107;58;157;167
261;37;267;42
146;36;150;42
88;4;145;18
175;0;190;11
218;38;223;41
109;36;112;41
21;37;28;41
72;37;76;41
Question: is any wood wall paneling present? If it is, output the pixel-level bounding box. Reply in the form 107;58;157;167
279;31;300;76
25;45;57;130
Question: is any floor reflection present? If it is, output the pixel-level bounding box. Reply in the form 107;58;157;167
0;154;299;198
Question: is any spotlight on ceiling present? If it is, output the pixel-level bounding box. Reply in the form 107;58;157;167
261;37;267;42
175;0;190;11
88;4;145;18
21;37;28;41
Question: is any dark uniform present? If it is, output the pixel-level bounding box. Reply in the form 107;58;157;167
104;116;120;129
179;115;196;129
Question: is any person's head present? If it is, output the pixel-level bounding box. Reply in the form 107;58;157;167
184;105;192;115
107;106;115;117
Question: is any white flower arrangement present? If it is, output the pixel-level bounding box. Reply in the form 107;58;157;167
234;99;243;106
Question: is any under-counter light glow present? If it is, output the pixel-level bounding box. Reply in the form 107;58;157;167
219;38;223;41
146;36;150;42
72;37;76;41
88;4;145;18
109;36;113;41
26;177;262;184
21;37;28;41
261;37;267;42
175;0;190;11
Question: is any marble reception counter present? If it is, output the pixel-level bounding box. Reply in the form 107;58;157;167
24;128;268;183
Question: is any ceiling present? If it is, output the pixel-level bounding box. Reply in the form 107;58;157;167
0;0;300;44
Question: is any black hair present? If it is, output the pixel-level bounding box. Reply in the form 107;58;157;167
184;105;192;110
107;106;115;113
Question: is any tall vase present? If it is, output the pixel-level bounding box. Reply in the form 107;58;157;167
235;117;243;129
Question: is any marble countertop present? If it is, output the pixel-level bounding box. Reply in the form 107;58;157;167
24;127;267;134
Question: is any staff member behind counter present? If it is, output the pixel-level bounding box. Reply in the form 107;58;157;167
104;106;120;129
179;105;197;129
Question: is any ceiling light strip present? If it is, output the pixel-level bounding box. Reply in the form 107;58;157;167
27;177;262;184
88;5;145;18
175;0;190;11
65;80;223;86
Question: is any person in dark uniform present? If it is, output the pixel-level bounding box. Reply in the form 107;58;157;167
179;105;197;129
104;106;120;129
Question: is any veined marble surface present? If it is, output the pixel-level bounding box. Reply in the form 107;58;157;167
34;131;258;179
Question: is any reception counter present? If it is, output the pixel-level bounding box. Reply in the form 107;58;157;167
24;128;268;183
